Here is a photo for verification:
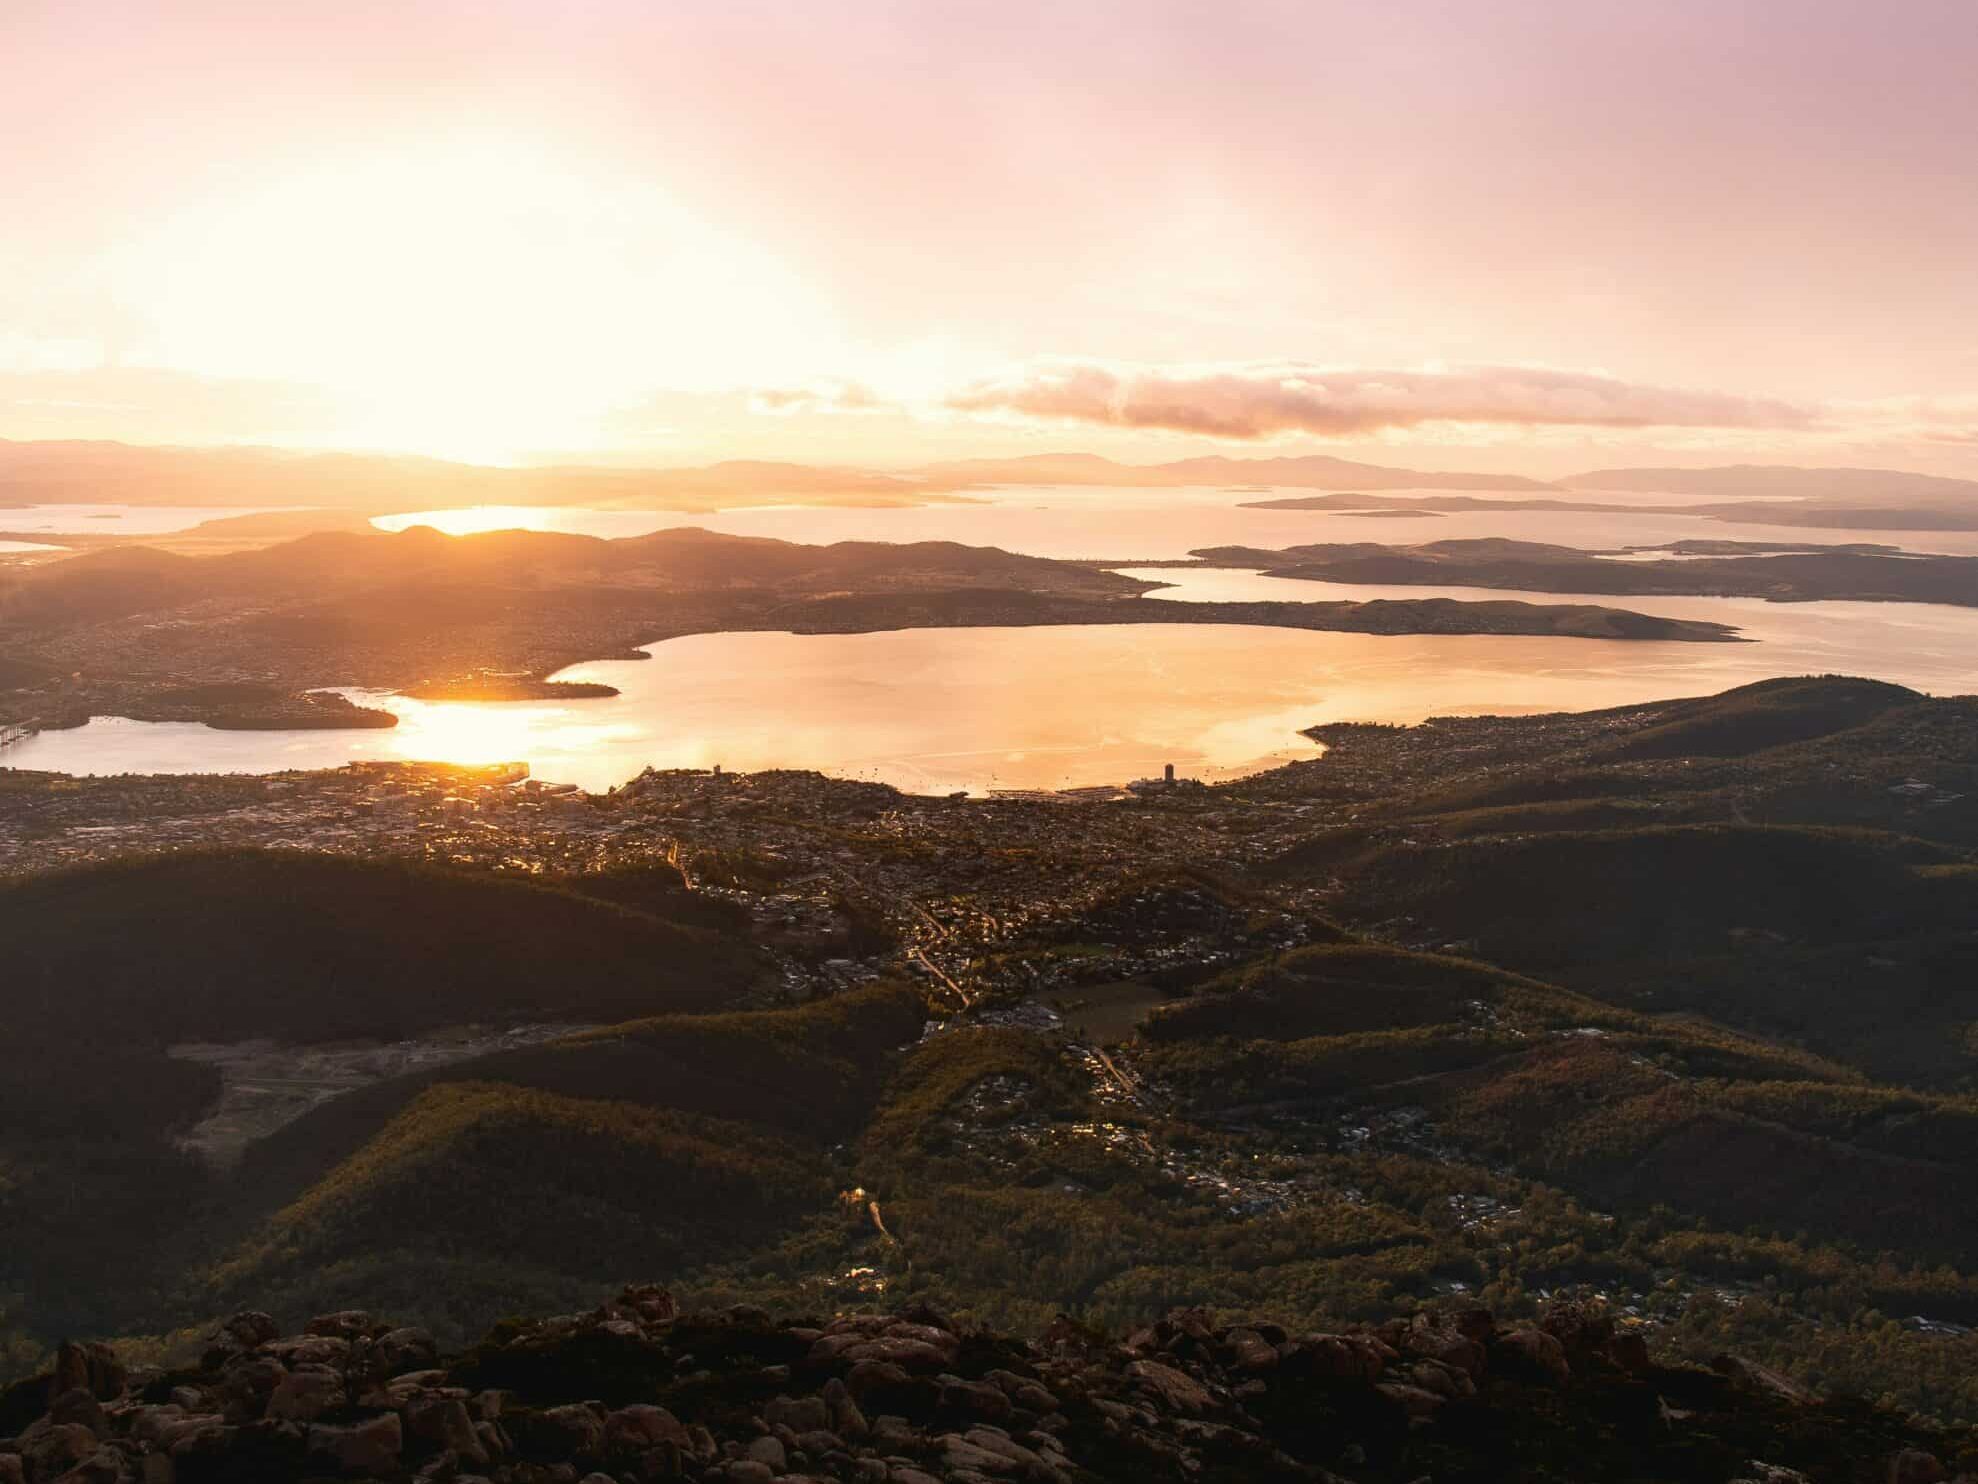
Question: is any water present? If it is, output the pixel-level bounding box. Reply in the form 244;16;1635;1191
15;594;1978;793
1120;568;1978;694
11;486;1978;793
0;504;296;534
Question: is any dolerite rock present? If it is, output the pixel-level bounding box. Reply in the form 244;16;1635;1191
1888;1446;1950;1483
1493;1326;1572;1386
217;1313;279;1351
4;1289;1969;1482
304;1311;375;1341
311;1410;402;1475
370;1328;438;1378
1124;1359;1216;1418
265;1366;344;1423
50;1345;125;1408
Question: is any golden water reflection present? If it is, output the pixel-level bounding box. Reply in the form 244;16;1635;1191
18;608;1978;795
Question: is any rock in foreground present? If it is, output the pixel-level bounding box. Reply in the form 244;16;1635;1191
2;1288;1967;1483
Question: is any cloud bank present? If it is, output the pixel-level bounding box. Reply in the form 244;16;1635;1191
941;361;1816;439
749;379;886;416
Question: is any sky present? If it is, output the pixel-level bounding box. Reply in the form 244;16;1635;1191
4;0;1977;475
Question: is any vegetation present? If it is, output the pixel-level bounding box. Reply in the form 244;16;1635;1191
0;848;764;1047
207;1083;830;1341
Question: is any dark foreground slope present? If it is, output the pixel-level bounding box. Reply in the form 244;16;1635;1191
3;1288;1969;1484
0;850;774;1341
197;985;927;1335
1;849;765;1046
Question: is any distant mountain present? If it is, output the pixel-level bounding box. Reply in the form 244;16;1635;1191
1151;452;1557;491
922;449;1558;491
0;525;1147;629
914;451;1137;485
0;439;933;512
1569;463;1978;505
3;438;1559;513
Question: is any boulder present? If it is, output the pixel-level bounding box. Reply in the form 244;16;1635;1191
1495;1328;1571;1386
266;1367;344;1423
1608;1329;1652;1374
939;1378;1013;1424
371;1328;438;1377
1887;1448;1947;1484
1375;1381;1447;1419
18;1423;99;1478
603;1403;690;1452
46;1389;106;1436
1402;1315;1486;1379
1540;1301;1614;1363
521;1403;605;1459
304;1312;374;1341
309;1412;402;1476
46;1444;127;1484
218;1313;280;1351
1281;1333;1390;1384
841;1337;951;1372
742;1434;786;1471
1125;1360;1214;1416
763;1395;830;1433
406;1397;488;1466
218;1356;286;1422
821;1378;867;1440
50;1345;126;1406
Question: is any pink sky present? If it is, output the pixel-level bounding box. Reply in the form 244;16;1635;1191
4;0;1976;473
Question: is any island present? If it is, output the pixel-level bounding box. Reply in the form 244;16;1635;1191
1188;536;1978;607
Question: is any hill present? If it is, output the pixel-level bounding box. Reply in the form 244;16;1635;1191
0;849;777;1340
1568;463;1978;504
920;449;1558;491
1187;537;1978;607
0;849;764;1047
1591;675;1922;759
0;438;940;512
193;984;927;1338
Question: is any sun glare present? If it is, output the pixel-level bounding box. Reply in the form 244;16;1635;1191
111;137;841;462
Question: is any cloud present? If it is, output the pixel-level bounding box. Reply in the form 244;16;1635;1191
1834;393;1978;447
749;379;886;416
0;332;105;375
0;364;343;445
940;360;1817;439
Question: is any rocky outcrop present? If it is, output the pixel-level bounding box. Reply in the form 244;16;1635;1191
1;1287;1964;1483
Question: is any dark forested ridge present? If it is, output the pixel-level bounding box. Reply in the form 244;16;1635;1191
0;849;764;1044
